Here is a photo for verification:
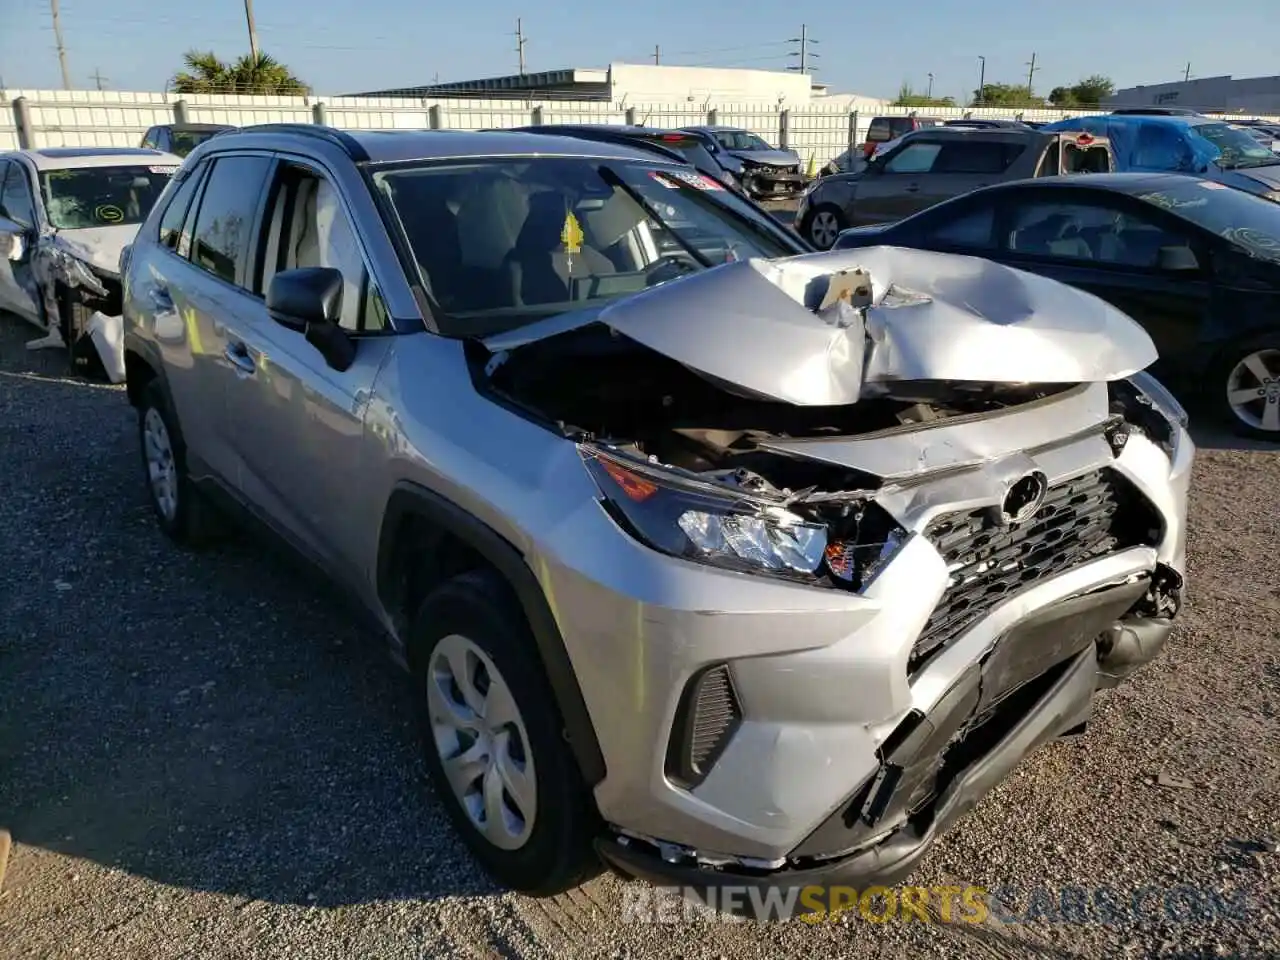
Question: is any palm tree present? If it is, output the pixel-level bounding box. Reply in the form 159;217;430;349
171;50;308;95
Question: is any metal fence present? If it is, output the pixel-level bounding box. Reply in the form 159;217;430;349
5;88;1279;162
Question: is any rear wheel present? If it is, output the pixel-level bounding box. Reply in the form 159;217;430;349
409;569;601;895
137;379;226;545
1215;339;1280;441
803;204;846;250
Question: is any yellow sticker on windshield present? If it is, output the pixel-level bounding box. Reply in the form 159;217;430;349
95;205;124;224
561;211;584;256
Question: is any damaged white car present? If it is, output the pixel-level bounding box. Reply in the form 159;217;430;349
0;147;181;381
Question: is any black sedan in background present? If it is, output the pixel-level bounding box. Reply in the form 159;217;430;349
833;173;1280;439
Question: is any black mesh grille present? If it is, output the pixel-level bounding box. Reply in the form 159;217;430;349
912;468;1160;673
666;664;742;787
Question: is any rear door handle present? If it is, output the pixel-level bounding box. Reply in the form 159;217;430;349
224;341;257;376
904;184;920;193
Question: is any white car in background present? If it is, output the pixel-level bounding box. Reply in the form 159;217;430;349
0;147;181;381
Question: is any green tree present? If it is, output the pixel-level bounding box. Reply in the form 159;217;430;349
971;82;1045;107
1048;85;1078;107
171;50;308;95
1069;74;1115;106
893;82;955;108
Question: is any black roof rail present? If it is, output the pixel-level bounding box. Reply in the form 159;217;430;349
227;123;370;161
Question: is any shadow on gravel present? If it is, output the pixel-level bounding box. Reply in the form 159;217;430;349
0;323;498;908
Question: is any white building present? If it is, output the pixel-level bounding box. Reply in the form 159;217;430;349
353;62;884;110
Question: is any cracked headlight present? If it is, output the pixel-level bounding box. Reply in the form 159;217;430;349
1110;371;1188;462
582;447;828;577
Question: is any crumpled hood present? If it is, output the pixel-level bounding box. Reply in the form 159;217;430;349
735;149;801;167
483;246;1157;407
50;225;139;278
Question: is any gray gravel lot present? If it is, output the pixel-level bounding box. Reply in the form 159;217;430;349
1;312;1278;960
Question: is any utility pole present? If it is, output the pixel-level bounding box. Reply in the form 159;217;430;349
1026;51;1039;97
927;73;934;99
1184;62;1192;82
244;0;260;62
49;0;72;91
787;24;819;75
653;45;660;65
90;67;107;91
977;55;986;104
515;18;527;76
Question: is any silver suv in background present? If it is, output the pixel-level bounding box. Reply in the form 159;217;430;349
120;124;1192;911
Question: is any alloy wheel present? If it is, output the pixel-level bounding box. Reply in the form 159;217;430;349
427;633;537;851
1226;348;1280;435
810;210;841;249
142;407;179;521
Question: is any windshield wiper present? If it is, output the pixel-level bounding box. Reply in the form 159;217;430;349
597;165;714;269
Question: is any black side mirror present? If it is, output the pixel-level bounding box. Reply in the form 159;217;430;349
267;266;356;372
1157;245;1199;272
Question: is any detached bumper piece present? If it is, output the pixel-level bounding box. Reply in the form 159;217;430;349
597;576;1166;908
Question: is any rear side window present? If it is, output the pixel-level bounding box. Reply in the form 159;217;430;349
933;140;1024;174
189;155;273;287
157;165;205;253
923;206;997;248
890;118;915;137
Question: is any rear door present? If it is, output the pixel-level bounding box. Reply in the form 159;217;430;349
142;153;275;488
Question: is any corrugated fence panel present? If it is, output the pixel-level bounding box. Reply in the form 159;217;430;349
629;102;709;129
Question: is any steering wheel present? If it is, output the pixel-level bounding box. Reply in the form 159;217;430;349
645;251;702;285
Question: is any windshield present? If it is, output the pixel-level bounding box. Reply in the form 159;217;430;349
169;129;223;157
39;165;176;230
373;157;799;336
1193;122;1278;169
713;131;774;152
1137;179;1280;263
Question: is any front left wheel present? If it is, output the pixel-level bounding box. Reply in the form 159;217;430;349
802;203;846;250
409;569;601;896
136;379;226;545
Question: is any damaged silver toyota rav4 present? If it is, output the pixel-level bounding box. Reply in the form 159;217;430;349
121;126;1193;903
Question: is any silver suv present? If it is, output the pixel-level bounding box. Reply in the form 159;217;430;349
121;124;1193;907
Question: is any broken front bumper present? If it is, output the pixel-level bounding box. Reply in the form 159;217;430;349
742;168;807;198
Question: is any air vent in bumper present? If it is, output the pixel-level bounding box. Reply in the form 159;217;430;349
912;468;1162;674
665;664;742;789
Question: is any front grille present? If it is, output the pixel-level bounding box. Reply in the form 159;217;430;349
911;468;1161;673
665;664;742;788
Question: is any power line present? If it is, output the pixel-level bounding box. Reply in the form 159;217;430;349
787;24;819;74
90;66;107;90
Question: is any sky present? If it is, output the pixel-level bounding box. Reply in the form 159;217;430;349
1;0;1276;102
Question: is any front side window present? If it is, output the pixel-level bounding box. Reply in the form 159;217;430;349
712;130;773;152
188;155;273;286
39;165;176;230
0;162;36;227
883;142;942;174
373;157;798;336
1193;122;1278;170
157;165;205;254
1007;200;1190;268
922;205;997;249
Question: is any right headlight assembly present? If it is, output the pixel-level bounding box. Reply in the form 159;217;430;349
581;445;908;590
1109;371;1189;462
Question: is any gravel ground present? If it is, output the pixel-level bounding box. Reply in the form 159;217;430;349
1;312;1278;960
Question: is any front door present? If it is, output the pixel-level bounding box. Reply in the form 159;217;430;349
999;194;1209;368
225;159;393;586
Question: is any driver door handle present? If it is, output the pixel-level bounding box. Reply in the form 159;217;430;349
904;183;920;193
224;340;257;376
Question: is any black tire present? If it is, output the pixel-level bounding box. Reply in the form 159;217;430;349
408;569;601;896
136;379;226;545
801;203;847;250
1209;334;1280;442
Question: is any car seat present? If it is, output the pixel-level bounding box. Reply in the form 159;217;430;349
1010;212;1092;259
504;191;616;306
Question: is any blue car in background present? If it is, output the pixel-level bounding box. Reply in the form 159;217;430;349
1041;114;1280;202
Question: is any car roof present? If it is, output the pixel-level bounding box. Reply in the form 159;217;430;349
206;126;669;165
518;123;697;138
980;171;1203;195
682;125;753;134
906;126;1042;140
161;123;235;132
3;147;183;170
